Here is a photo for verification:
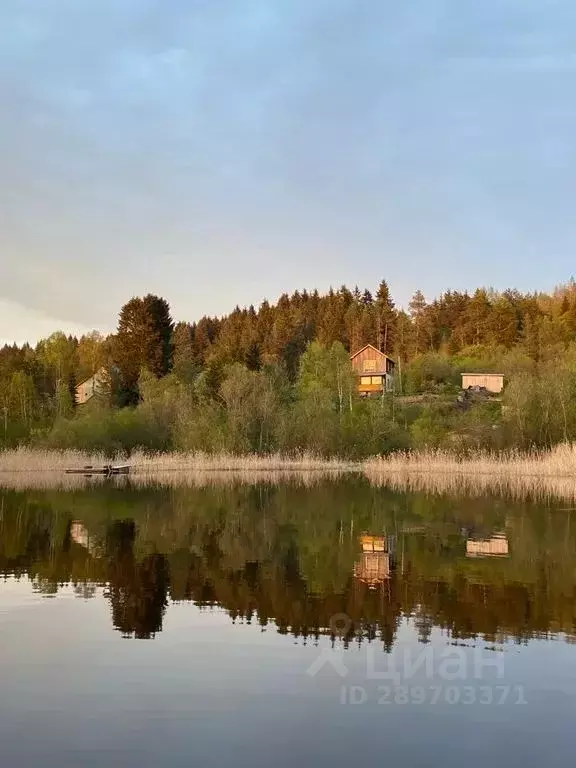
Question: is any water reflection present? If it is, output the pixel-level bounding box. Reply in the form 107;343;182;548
465;532;509;558
353;534;393;586
1;481;575;646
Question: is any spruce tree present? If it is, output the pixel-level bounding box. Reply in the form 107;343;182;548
113;295;174;404
375;280;396;355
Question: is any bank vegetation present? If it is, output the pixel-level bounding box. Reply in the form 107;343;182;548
4;443;576;500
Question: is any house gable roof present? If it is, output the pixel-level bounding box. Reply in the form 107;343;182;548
350;344;394;362
461;372;504;378
76;367;109;390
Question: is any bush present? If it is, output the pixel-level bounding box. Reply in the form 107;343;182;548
44;405;170;456
404;354;457;394
410;405;451;450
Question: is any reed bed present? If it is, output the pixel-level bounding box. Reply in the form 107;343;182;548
3;445;576;500
131;450;354;474
0;448;356;491
364;443;576;501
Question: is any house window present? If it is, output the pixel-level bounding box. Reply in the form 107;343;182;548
363;360;377;372
360;376;372;386
370;376;382;386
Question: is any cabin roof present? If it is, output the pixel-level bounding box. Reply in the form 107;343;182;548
76;376;94;389
350;344;394;362
76;367;108;389
461;372;504;377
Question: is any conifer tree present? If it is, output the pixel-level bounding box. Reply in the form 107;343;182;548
409;290;427;353
172;322;199;383
375;280;396;355
113;295;174;403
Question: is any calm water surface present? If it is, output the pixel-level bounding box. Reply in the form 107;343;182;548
1;479;575;767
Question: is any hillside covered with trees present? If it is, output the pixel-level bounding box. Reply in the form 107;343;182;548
3;279;576;456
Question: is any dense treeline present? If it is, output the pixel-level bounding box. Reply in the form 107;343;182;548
5;279;576;455
1;483;575;644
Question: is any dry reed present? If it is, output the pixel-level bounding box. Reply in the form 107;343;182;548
364;443;576;501
3;445;576;500
0;448;356;491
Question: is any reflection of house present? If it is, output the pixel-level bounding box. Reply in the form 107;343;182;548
75;367;110;405
350;345;395;396
461;373;504;394
70;521;100;557
354;535;391;587
70;521;89;548
466;533;509;558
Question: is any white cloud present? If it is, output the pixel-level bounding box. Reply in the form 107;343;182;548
0;300;93;346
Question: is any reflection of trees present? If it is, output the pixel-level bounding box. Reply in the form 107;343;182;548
1;485;576;647
104;521;169;639
74;583;97;599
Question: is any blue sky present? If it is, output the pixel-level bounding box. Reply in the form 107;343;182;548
2;0;576;344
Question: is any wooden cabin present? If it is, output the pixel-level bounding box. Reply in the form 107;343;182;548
75;367;110;405
350;344;395;396
462;373;504;394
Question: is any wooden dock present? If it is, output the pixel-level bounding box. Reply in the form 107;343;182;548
64;465;130;477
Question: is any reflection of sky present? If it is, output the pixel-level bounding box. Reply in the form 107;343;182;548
3;1;576;344
1;578;576;767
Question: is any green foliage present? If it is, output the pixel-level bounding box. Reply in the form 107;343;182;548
45;405;169;456
219;363;285;453
172;323;200;384
502;353;576;448
55;379;74;419
298;341;355;412
7;279;576;456
411;405;451;450
404;353;457;394
37;332;78;384
77;331;108;382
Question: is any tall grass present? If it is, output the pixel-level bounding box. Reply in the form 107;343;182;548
0;448;356;490
364;443;576;500
3;445;576;499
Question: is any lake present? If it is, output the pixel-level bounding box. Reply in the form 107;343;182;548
1;478;576;767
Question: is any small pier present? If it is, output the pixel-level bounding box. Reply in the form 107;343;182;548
65;465;130;477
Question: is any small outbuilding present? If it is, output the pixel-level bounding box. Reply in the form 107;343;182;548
461;373;504;394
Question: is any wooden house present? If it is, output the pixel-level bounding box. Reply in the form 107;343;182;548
462;373;504;394
350;344;395;396
75;367;110;405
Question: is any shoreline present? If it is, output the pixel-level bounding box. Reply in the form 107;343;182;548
2;445;576;499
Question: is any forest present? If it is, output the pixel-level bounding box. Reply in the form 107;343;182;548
3;279;576;457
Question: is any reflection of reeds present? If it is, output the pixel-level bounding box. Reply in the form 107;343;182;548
364;444;576;501
4;445;576;500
